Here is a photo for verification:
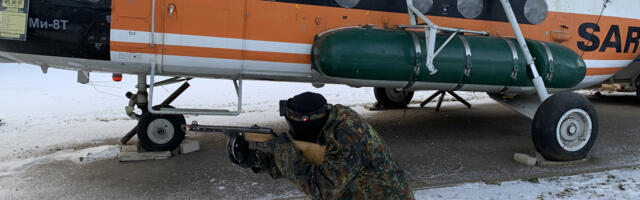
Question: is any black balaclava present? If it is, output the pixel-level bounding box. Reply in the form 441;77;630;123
285;92;330;143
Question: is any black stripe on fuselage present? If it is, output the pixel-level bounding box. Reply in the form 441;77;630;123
270;0;536;25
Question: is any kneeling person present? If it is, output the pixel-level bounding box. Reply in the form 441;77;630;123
250;92;414;199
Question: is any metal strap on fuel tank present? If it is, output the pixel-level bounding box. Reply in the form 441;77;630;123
539;41;555;81
453;35;472;91
499;38;520;93
404;31;423;89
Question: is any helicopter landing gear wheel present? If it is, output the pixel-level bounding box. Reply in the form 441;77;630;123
532;92;598;161
635;75;640;100
374;88;414;108
137;108;186;151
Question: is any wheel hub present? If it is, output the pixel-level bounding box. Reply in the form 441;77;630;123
147;118;175;145
556;109;592;152
386;89;407;102
568;125;577;134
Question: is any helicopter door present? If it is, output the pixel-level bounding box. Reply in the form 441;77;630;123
160;0;245;77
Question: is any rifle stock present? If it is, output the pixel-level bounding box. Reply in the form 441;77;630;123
244;132;326;165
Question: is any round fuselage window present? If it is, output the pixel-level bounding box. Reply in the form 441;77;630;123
335;0;360;8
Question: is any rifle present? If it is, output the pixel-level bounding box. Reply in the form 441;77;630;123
184;121;325;165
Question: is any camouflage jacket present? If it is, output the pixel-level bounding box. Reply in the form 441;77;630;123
268;104;414;200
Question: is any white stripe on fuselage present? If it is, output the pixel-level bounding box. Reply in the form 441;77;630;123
574;74;615;90
584;60;633;68
111;30;312;55
109;51;312;77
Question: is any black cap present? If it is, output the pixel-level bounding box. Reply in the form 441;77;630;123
286;92;327;114
284;92;330;143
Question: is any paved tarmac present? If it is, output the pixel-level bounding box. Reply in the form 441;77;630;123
1;94;639;199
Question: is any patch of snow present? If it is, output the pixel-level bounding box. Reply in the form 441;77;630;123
0;145;120;177
415;167;640;199
578;89;636;97
0;64;491;161
55;144;121;163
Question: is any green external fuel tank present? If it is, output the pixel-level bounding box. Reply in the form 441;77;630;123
312;26;587;93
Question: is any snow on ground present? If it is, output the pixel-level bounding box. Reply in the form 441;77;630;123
0;63;488;161
416;167;640;200
0;145;120;177
4;63;640;199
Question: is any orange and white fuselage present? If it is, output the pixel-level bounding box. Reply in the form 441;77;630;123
2;0;640;93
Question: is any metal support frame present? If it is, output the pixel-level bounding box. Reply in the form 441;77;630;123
153;77;191;87
404;0;488;76
498;0;549;102
420;90;472;112
404;0;549;102
150;0;156;47
147;62;243;116
434;32;458;57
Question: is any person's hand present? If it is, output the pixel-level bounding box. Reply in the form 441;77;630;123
249;150;275;173
273;132;291;145
237;149;260;169
236;149;275;173
263;132;292;151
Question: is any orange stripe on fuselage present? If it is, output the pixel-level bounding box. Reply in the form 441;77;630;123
111;0;640;65
111;41;311;64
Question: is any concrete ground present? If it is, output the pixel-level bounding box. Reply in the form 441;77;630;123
1;94;639;199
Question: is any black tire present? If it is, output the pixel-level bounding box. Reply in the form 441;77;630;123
137;108;186;151
532;92;598;161
594;91;603;97
635;76;640;100
373;88;414;108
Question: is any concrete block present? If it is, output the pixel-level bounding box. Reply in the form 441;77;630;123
180;140;200;154
121;145;138;152
535;152;590;167
118;151;171;162
513;153;537;166
514;152;590;167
